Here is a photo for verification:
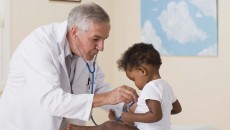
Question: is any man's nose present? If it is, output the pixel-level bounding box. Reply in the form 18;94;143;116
96;40;104;51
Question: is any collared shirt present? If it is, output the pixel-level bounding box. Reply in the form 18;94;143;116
64;37;73;75
64;38;78;78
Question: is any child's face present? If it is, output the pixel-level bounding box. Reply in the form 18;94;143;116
125;68;149;90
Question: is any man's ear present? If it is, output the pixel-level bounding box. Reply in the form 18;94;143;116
138;66;147;76
71;25;78;38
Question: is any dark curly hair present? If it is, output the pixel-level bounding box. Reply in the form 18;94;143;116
117;42;162;71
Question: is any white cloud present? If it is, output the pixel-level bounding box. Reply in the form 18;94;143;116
158;1;207;44
197;44;217;56
141;20;171;55
196;12;203;18
152;8;158;12
190;0;216;20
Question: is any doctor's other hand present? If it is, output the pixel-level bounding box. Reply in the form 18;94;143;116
92;85;138;108
108;85;138;105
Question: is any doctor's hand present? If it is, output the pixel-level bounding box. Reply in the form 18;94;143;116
107;85;138;104
92;85;138;108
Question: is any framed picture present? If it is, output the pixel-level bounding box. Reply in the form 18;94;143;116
49;0;81;2
141;0;218;56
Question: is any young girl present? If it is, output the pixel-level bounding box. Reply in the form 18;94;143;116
68;43;182;130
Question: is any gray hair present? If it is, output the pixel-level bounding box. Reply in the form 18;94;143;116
67;2;110;32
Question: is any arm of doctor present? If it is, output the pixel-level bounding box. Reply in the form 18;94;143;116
92;85;138;108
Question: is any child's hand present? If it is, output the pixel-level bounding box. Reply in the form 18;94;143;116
121;109;134;125
108;109;117;120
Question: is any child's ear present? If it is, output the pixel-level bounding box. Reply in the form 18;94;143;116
138;66;147;76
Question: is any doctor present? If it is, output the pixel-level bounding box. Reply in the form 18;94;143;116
0;2;138;130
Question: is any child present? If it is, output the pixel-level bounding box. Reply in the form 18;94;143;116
68;42;182;130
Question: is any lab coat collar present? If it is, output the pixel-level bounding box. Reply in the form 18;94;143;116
57;21;69;78
64;37;73;57
57;21;86;82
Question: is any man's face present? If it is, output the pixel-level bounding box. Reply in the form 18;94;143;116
74;21;110;61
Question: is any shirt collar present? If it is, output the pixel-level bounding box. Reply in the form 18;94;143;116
64;37;80;61
64;37;73;58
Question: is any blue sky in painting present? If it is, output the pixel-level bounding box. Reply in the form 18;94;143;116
141;0;217;56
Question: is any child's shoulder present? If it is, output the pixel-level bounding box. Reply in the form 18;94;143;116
144;78;172;91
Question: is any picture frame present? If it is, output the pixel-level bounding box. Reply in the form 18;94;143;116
49;0;81;2
141;0;218;56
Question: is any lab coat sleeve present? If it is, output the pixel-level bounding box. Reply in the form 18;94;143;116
21;29;93;121
94;64;124;118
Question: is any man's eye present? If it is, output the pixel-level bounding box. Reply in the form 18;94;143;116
92;38;99;41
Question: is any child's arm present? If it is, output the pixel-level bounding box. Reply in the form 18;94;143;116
122;99;162;123
171;99;182;114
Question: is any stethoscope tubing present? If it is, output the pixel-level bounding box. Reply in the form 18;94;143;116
86;62;96;94
116;102;135;121
74;36;98;125
85;57;97;126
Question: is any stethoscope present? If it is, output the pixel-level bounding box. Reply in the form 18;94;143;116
73;35;98;126
86;56;97;95
81;54;134;124
73;35;134;125
85;55;98;126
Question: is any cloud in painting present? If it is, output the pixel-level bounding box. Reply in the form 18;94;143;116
158;1;207;44
152;8;159;12
190;0;216;20
196;12;203;18
141;20;170;55
198;44;217;56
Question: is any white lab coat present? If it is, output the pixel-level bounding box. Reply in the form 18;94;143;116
0;21;122;130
